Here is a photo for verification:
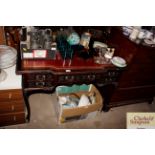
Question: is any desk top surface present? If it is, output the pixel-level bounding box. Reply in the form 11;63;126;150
19;53;114;73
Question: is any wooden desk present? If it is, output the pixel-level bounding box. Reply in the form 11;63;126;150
16;51;123;121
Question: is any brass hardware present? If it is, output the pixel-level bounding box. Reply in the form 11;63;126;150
13;116;16;121
11;105;15;111
8;93;12;99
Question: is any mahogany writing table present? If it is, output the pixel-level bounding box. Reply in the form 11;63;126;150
16;51;122;121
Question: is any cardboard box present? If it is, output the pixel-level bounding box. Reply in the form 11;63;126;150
55;84;103;123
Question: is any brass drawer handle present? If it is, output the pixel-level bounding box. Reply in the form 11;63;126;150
35;82;45;87
36;75;46;81
13;116;16;121
8;93;12;99
11;105;15;111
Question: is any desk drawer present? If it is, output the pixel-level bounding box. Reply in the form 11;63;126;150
0;89;23;102
24;73;55;82
0;101;24;114
0;112;25;127
111;85;155;103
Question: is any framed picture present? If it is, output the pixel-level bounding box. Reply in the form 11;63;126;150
33;50;47;58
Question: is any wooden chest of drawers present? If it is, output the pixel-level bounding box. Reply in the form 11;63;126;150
0;89;25;127
108;27;155;107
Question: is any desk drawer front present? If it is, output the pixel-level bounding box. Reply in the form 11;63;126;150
0;89;23;102
24;73;54;82
0;112;25;127
24;81;52;88
23;73;55;88
0;101;24;114
111;85;155;103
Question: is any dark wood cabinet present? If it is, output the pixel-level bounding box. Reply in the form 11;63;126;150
108;27;155;107
0;89;25;127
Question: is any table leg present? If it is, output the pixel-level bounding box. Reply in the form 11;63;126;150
22;89;31;122
96;84;116;112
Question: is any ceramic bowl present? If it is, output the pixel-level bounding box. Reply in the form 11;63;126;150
111;56;127;67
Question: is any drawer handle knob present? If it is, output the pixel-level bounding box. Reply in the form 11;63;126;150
13;116;16;121
11;105;15;111
9;93;12;99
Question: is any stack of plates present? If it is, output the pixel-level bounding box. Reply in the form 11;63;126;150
0;45;17;69
111;56;127;67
